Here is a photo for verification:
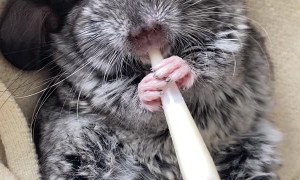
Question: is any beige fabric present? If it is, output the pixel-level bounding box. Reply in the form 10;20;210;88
0;0;299;179
246;1;300;179
0;1;41;179
0;53;48;122
0;0;48;122
0;80;41;179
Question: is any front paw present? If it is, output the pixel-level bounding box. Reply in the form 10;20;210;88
138;73;167;112
138;56;195;112
152;56;195;90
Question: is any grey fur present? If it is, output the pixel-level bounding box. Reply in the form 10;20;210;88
35;0;282;179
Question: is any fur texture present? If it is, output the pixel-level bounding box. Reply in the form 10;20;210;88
30;0;282;179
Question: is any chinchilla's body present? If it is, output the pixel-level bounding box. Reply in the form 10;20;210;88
29;0;281;179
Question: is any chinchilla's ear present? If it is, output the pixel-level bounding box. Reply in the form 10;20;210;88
0;0;59;70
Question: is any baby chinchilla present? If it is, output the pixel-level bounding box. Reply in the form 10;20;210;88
25;0;281;179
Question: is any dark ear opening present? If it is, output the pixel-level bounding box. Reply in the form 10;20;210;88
0;0;59;70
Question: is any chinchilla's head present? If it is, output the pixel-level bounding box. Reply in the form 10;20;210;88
0;0;245;69
66;0;245;59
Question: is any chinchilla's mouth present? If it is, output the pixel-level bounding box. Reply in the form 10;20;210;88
137;44;171;64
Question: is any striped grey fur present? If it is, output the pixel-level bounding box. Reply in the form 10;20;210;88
35;0;281;179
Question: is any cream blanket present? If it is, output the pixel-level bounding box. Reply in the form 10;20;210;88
0;81;40;179
0;0;299;179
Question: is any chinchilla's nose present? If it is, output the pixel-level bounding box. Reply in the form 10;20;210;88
130;21;162;37
128;20;163;44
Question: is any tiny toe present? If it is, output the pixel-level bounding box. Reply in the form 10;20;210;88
168;65;190;82
152;56;184;71
152;58;173;71
154;58;186;79
141;73;156;83
140;91;162;101
177;74;195;90
139;80;168;92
